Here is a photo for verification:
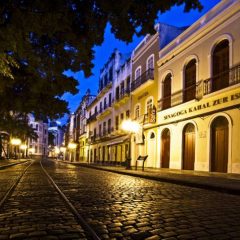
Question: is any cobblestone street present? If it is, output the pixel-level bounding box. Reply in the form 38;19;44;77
1;159;240;239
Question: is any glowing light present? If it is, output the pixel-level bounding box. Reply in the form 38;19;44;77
28;148;35;153
68;143;77;149
121;120;140;133
60;147;66;152
20;144;27;150
54;146;60;154
10;138;22;146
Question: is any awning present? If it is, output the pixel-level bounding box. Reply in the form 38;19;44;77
106;135;130;146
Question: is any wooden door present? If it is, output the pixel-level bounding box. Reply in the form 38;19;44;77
162;74;172;110
183;124;195;170
161;129;170;168
102;146;105;163
211;117;228;173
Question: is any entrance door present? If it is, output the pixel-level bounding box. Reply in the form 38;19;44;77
183;123;195;170
161;129;170;168
211;116;229;173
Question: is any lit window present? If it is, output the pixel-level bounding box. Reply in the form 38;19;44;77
147;55;154;70
135;105;140;119
135;67;141;80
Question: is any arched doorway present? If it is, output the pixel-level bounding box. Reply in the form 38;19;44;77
161;129;170;168
212;39;229;92
183;123;195;170
184;59;196;102
211;116;229;173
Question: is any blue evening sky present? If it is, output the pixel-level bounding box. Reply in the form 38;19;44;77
61;0;220;124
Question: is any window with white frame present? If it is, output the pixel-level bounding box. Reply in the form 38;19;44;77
135;67;141;80
147;55;154;70
135;105;140;119
146;98;153;114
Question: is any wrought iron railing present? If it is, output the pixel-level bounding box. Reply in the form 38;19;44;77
115;88;130;102
131;68;154;92
203;64;240;95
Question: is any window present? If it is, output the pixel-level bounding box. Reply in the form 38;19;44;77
147;55;154;70
146;98;153;114
99;124;102;136
103;122;106;135
109;93;112;106
135;105;140;119
108;119;111;133
100;102;102;113
184;59;196;102
115;116;119;130
116;86;119;100
135;67;141;80
126;110;130;119
104;97;107;109
120;113;124;120
95;106;98;114
162;73;172;110
212;39;229;92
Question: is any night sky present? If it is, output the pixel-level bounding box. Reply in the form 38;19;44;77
61;0;221;124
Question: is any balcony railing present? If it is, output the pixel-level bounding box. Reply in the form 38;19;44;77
158;84;198;111
86;112;98;123
115;88;130;102
158;64;240;111
131;68;154;92
203;64;240;95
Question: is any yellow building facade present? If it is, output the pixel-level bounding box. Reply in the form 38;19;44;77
155;0;240;173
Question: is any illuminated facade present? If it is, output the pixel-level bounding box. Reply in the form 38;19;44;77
86;49;131;164
155;0;240;173
130;23;186;168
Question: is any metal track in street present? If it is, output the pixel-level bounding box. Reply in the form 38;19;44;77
0;160;33;208
40;160;101;240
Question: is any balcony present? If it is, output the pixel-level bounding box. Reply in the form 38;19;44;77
97;81;112;99
113;88;130;108
203;64;240;95
86;112;98;124
97;103;112;120
131;68;154;94
158;65;240;111
158;84;198;111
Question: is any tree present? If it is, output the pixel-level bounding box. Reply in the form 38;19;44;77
0;0;202;121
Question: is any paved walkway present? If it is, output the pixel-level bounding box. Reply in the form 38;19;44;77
60;160;240;195
0;159;29;169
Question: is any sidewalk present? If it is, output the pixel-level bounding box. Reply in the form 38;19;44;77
0;159;29;169
60;160;240;195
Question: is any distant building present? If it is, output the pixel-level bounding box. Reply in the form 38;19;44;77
28;115;48;157
48;121;64;147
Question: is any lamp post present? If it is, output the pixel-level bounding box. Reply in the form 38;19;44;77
68;143;77;162
121;120;140;169
20;144;27;158
10;138;22;159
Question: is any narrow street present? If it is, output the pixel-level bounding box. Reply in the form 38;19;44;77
0;159;240;239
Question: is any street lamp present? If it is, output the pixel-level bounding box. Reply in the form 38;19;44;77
121;120;140;169
10;138;22;159
20;144;27;158
68;143;77;162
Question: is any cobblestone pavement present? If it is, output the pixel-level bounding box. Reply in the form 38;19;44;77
0;160;87;240
42;159;240;240
0;161;30;201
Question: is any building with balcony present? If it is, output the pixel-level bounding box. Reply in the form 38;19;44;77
130;23;186;168
154;0;240;173
86;49;131;165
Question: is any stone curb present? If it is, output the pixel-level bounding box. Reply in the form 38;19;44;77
60;161;240;196
0;160;29;170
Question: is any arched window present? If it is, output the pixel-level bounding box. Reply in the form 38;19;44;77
147;55;154;70
146;98;153;114
135;67;141;80
212;39;229;92
162;73;172;110
184;59;196;102
135;105;140;119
